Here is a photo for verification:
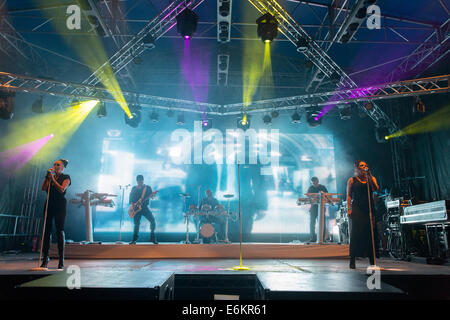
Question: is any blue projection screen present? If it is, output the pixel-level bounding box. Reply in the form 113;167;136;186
94;126;337;236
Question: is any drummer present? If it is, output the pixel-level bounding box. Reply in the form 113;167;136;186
200;190;225;241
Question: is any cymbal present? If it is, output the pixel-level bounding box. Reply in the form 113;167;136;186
179;193;190;197
223;194;234;198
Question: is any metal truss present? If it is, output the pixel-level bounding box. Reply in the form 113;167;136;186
0;71;221;115
0;12;49;75
247;0;401;135
386;18;450;83
1;71;448;116
222;74;450;115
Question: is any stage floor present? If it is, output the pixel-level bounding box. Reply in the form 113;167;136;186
1;253;450;300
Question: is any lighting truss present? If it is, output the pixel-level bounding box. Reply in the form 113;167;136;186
386;18;450;83
1;71;448;116
246;0;401;135
0;14;49;75
222;74;450;115
0;72;220;115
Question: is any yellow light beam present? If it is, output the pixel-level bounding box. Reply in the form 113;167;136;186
1;100;98;163
34;1;132;118
386;104;450;139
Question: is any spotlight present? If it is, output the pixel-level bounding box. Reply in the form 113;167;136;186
263;114;272;126
32;96;44;113
237;115;250;130
413;97;426;113
202;118;212;130
70;98;80;108
150;110;159;123
291;110;301;123
124;105;142;128
219;0;231;16
306;108;321;127
375;125;390;143
271;110;279;118
96;101;107;118
176;8;199;39
364;101;374;111
142;34;155;50
0;90;15;120
256;13;278;43
304;60;314;69
338;104;352;120
177;113;185;125
296;37;309;53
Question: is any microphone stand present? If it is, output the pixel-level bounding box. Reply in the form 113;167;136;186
365;170;377;268
31;174;52;271
117;184;130;244
233;161;249;271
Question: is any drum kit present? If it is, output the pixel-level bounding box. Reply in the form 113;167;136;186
180;192;235;244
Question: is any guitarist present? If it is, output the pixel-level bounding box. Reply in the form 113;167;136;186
129;175;157;244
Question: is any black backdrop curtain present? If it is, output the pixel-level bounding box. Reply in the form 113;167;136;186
411;130;450;201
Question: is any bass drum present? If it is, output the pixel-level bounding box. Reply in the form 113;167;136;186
200;223;215;238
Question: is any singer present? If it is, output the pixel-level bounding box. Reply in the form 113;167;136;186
40;159;71;269
346;160;379;269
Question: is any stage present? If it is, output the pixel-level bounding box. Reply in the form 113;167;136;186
48;242;350;259
1;251;449;300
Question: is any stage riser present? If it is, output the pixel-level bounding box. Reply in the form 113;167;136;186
50;243;349;259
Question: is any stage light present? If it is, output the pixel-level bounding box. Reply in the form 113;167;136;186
375;124;390;143
306;108;321;127
291;110;301;123
413;97;426;113
124;105;142;128
70;98;80;108
0;90;15;120
365;101;374;111
338;104;352;120
177;113;185;125
96;101;107;118
237;114;250;130
176;8;199;39
202;118;212;129
271;110;279;118
142;34;155;50
32;96;44;113
256;13;278;43
296;37;309;53
150;110;159;123
263;114;272;126
219;0;230;16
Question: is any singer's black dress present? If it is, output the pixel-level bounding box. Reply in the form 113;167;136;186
42;174;71;258
349;177;377;259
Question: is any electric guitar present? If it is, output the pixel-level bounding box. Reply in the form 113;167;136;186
129;190;159;218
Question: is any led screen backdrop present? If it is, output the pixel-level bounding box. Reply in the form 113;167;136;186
94;125;337;237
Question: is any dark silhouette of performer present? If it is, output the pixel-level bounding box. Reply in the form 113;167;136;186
347;160;379;269
307;177;328;242
40;159;71;269
129;175;157;244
